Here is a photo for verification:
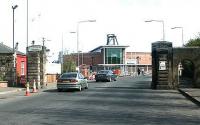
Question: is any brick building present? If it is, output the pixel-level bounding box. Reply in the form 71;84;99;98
63;52;103;71
64;50;151;75
0;43;27;87
126;52;152;74
63;34;151;75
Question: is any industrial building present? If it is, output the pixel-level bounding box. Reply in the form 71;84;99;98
63;34;152;76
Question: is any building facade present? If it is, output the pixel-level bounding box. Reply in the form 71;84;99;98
64;50;151;75
126;52;152;75
16;52;27;87
0;43;27;87
63;34;151;76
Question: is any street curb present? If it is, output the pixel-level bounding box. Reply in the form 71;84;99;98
178;89;200;107
0;88;25;95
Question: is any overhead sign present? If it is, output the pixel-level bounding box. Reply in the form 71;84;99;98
28;45;42;52
159;61;166;70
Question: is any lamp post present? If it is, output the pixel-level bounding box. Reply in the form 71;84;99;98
12;5;18;53
12;5;18;86
77;20;96;71
78;51;84;65
171;27;184;46
27;0;29;48
61;33;64;73
26;0;29;86
145;20;165;41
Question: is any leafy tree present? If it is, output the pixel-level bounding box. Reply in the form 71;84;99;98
185;33;200;47
63;56;76;73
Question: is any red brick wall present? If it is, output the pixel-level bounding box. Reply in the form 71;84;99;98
16;54;27;86
64;52;103;66
126;52;151;64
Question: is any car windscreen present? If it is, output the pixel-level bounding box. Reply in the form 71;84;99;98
61;73;77;79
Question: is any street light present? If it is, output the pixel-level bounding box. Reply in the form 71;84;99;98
12;5;18;53
12;5;18;86
171;27;184;46
145;20;165;41
77;20;96;71
27;0;29;48
78;51;84;65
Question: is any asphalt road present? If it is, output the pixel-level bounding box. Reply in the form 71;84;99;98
0;76;199;125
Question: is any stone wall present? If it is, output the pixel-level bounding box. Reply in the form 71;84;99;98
152;42;200;89
0;53;14;86
27;46;47;88
173;47;200;88
151;41;173;89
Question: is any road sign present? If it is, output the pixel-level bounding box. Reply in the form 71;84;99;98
159;61;166;70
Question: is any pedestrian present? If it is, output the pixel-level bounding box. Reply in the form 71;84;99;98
138;68;140;76
141;68;144;75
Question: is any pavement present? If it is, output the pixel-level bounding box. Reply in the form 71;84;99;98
0;87;25;95
0;82;57;95
0;81;95;95
0;81;200;107
178;88;200;106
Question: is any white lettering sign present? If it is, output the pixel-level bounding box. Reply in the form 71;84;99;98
159;61;166;70
126;59;137;64
28;45;42;52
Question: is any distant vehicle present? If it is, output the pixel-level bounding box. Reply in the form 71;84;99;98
57;72;88;91
95;70;117;82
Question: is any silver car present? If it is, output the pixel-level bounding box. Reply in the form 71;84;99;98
57;72;88;91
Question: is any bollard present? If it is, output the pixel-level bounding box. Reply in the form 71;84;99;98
25;82;30;96
32;79;37;93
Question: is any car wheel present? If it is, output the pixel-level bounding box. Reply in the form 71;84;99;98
96;80;99;82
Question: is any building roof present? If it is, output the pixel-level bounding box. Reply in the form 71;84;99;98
0;42;25;55
90;45;129;52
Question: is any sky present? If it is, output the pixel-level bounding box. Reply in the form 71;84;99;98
1;0;200;59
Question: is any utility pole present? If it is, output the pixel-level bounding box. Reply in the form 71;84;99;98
42;37;45;46
12;5;18;86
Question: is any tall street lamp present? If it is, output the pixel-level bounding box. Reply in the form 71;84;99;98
26;0;29;85
77;20;96;71
78;51;84;65
12;5;18;53
27;0;29;48
12;5;18;86
171;27;184;46
145;20;165;41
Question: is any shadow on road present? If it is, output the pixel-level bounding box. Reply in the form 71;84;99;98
95;86;150;89
43;89;80;93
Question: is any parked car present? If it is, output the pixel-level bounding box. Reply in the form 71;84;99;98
95;70;117;82
57;72;88;91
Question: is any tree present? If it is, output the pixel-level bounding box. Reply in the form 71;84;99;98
185;33;200;47
63;56;76;72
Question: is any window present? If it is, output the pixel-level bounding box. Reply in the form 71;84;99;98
105;48;123;64
78;73;84;79
21;62;25;75
61;73;77;78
